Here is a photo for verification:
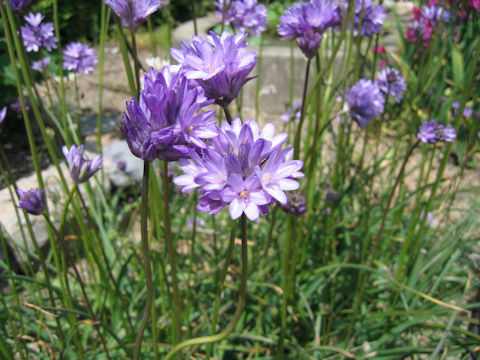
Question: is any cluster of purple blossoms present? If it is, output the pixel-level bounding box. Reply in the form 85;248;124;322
171;31;257;107
375;67;407;103
104;0;167;31
5;0;32;13
346;79;385;128
32;57;51;72
17;188;45;215
406;3;451;46
277;0;340;58
21;12;57;52
174;118;304;221
280;192;307;217
121;66;217;161
10;97;30;113
63;42;98;74
337;0;386;37
62;145;102;183
417;119;456;143
214;0;268;37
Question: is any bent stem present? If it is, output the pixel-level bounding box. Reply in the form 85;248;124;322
293;57;312;159
164;215;249;360
134;162;154;360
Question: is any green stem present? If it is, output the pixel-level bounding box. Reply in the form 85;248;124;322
206;221;237;359
163;161;182;345
190;0;198;36
293;57;312;159
134;162;154;360
115;18;137;98
164;215;248;360
131;31;141;94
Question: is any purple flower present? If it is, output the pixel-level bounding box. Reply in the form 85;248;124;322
171;31;257;107
5;0;31;13
405;5;450;45
280;101;302;123
417;119;439;143
277;0;339;58
375;67;407;102
17;188;45;215
62;145;102;183
215;0;268;37
121;66;217;161
338;0;386;37
174;118;304;221
20;12;58;52
10;97;30;113
63;42;98;74
104;0;165;31
346;79;384;128
280;192;307;217
452;101;473;118
32;57;51;72
417;119;456;143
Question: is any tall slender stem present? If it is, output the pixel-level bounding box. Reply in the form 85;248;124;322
133;161;153;360
293;58;312;159
163;160;182;345
371;139;420;259
190;0;198;36
134;162;154;360
164;215;248;360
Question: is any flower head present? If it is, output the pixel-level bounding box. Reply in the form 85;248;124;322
277;0;339;58
21;12;58;52
280;101;302;123
174;118;304;221
215;0;268;37
32;57;51;72
337;0;386;37
375;67;407;102
121;66;217;161
405;4;450;45
417;119;456;143
63;42;98;74
452;101;474;118
104;0;165;31
17;188;45;215
5;0;32;13
62;145;102;183
346;79;384;128
171;31;257;107
10;97;30;113
280;192;307;217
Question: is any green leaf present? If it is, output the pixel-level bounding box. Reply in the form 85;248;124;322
451;45;464;85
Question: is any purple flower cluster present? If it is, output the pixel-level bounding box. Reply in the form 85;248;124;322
417;119;456;143
17;188;45;215
63;42;98;74
121;66;217;161
280;192;307;217
375;67;407;103
32;57;51;72
171;31;257;107
406;4;451;46
214;0;268;37
277;0;340;58
346;79;385;128
21;12;57;52
174;118;304;221
5;0;31;14
337;0;386;37
452;101;474;118
62;145;102;183
104;0;166;31
10;97;30;113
